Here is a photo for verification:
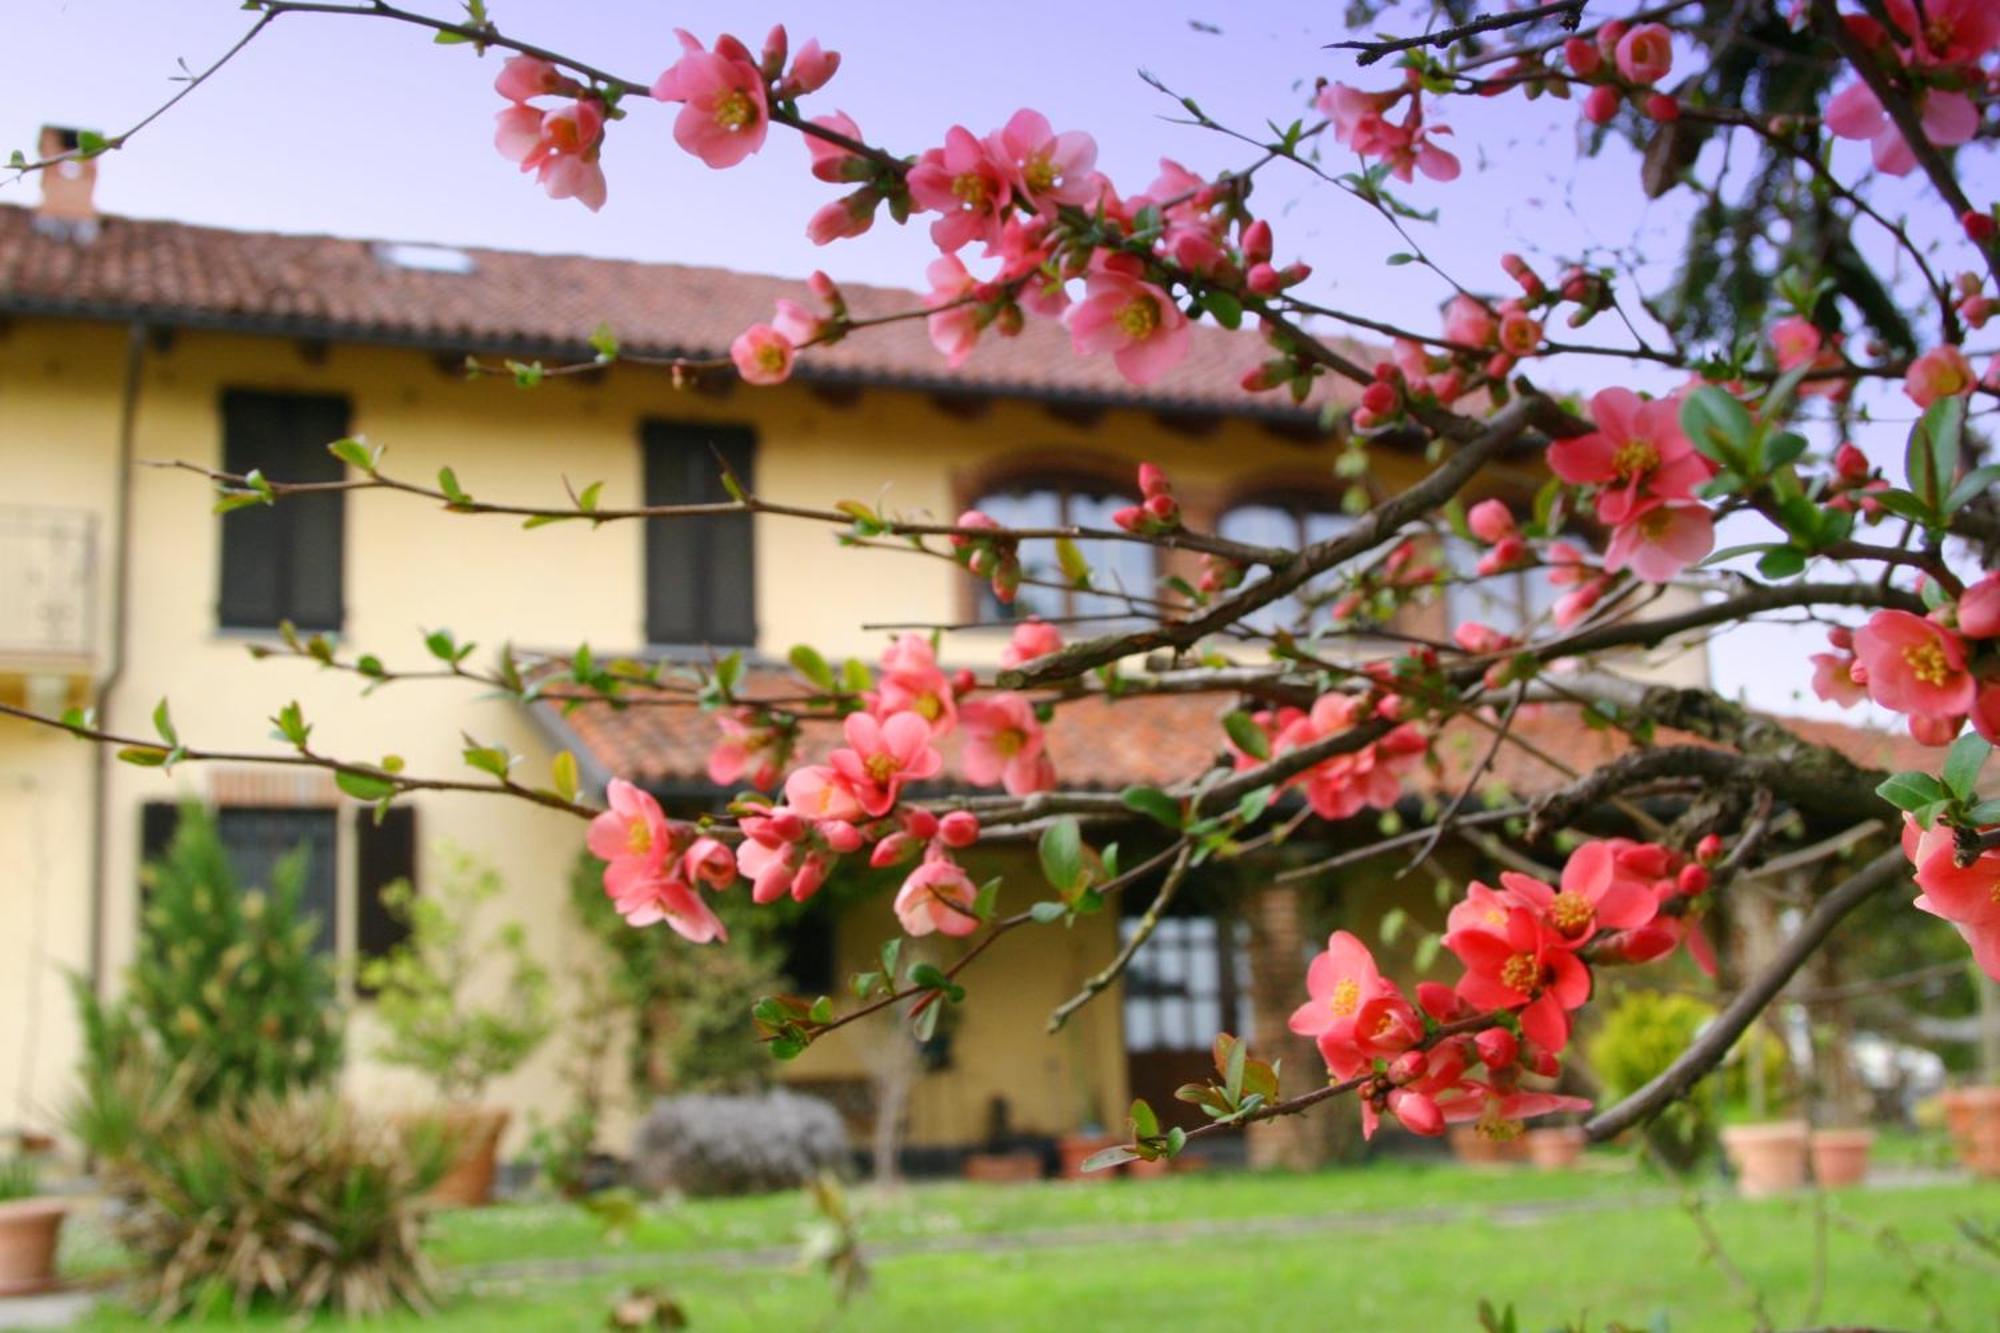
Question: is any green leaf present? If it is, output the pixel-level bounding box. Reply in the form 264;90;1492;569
116;745;170;767
1028;900;1070;924
1039;816;1085;893
714;651;744;696
1121;785;1184;829
1699;542;1780;568
1966;798;2000;824
1080;1145;1140;1172
576;480;604;513
152;698;178;746
1129;1097;1160;1140
1203;289;1243;330
1055;536;1091;586
1946;463;2000;515
437;467;471;505
1222;710;1270;762
335;770;398;801
550;750;580;803
1876;770;1947;812
1679;386;1755;467
1755;546;1807;580
1943;733;1991;802
588;322;620;362
327;436;377;472
1906;396;1965;510
788;644;836;690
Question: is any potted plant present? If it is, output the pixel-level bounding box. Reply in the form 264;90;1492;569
1525;1124;1588;1170
0;1150;66;1297
1808;1124;1875;1187
361;849;554;1207
1057;1088;1117;1181
1940;1085;2000;1177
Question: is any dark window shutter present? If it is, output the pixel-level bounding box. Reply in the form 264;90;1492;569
355;804;417;973
138;801;180;898
642;421;756;646
218;391;349;631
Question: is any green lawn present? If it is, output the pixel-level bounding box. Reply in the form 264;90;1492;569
67;1161;1999;1331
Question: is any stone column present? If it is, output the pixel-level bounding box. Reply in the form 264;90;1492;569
1242;880;1354;1168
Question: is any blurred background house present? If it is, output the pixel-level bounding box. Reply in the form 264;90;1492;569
0;143;1952;1174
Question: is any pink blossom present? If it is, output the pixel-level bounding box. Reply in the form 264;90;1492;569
1885;0;2000;66
1065;261;1191;387
807;192;877;245
876;632;958;736
780;38;841;96
924;255;984;368
493;99;607;211
1445;906;1592;1053
709;708;785;790
782;763;867;825
1902;816;2000;981
730;324;794;385
1603;499;1715;582
1904;345;1976;407
1810;649;1869;709
1443;295;1497;349
1614;24;1673;85
894;856;981;937
1000;618;1064;669
495;55;577;104
1824;82;1978;177
1502;842;1660;946
607;871;727;942
959;692;1055;795
652;30;770;170
907;126;1013;251
586;778;680;901
1853;610;1977;718
829;710;944;817
1549;387;1711;525
682;836;736;890
990;108;1099;212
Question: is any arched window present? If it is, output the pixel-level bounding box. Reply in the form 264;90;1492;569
972;474;1155;623
1216;495;1358;633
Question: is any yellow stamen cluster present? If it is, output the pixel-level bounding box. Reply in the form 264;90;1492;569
1023;156;1058;194
1500;953;1540;994
952;172;992;210
1903;641;1954;688
1329;977;1361;1018
1548;891;1593;935
865;753;898;783
1116;296;1160;340
626;820;652;854
1612;439;1660;478
713;90;756;131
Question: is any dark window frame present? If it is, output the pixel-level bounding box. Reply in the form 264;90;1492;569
216;390;350;632
968;472;1153;623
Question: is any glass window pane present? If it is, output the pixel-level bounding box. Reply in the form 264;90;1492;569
974;487;1064;621
1066;490;1150;621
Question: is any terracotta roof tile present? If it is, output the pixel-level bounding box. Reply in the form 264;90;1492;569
545;670;1945;803
0;204;1366;418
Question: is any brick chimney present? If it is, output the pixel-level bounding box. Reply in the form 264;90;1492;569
35;125;101;242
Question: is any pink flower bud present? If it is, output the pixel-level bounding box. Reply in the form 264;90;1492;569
1564;36;1602;76
1596;19;1630;58
1240;217;1273;266
1388;1050;1429;1084
1246;262;1283;296
759;24;789;77
950;668;977;697
1475;1026;1519;1070
1361;380;1400;416
791;851;831;901
818;821;863;855
1467;498;1518;545
1583;84;1622;124
1144;493;1180;524
1962;209;1996;244
1833;442;1870;481
870;832;919;868
938;810;981;848
1960;572;2000;640
1388;1089;1445;1137
762;809;806;844
1112;504;1146;533
1694;833;1725;865
1644;92;1680;122
1138;462;1171;500
683;836;737;889
1615;23;1674;86
1678;864;1711;896
1827;625;1855;651
1500;253;1544;298
785;38;841;95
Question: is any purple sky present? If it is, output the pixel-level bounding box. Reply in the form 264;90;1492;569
7;0;1962;727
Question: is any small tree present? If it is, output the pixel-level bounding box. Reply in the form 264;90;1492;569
81;802;341;1108
359;848;553;1102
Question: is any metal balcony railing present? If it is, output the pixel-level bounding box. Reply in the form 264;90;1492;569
0;505;98;664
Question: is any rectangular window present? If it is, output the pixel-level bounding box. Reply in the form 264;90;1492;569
642;421;756;646
138;802;339;954
217;390;350;631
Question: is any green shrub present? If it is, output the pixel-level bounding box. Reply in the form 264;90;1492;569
78;802;341;1108
1586;989;1788;1170
0;1154;38;1202
71;1051;450;1320
358;847;554;1102
567;850;783;1096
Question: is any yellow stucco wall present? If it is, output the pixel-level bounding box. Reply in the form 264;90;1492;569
2;313;1433;1153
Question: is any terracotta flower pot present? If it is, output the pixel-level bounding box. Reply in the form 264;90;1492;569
1720;1121;1808;1197
962;1151;1043;1183
1448;1125;1530;1166
1940;1087;2000;1178
1057;1134;1119;1180
1808;1129;1875;1188
1124;1153;1172;1180
400;1106;511;1207
1526;1126;1587;1171
0;1197;68;1297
